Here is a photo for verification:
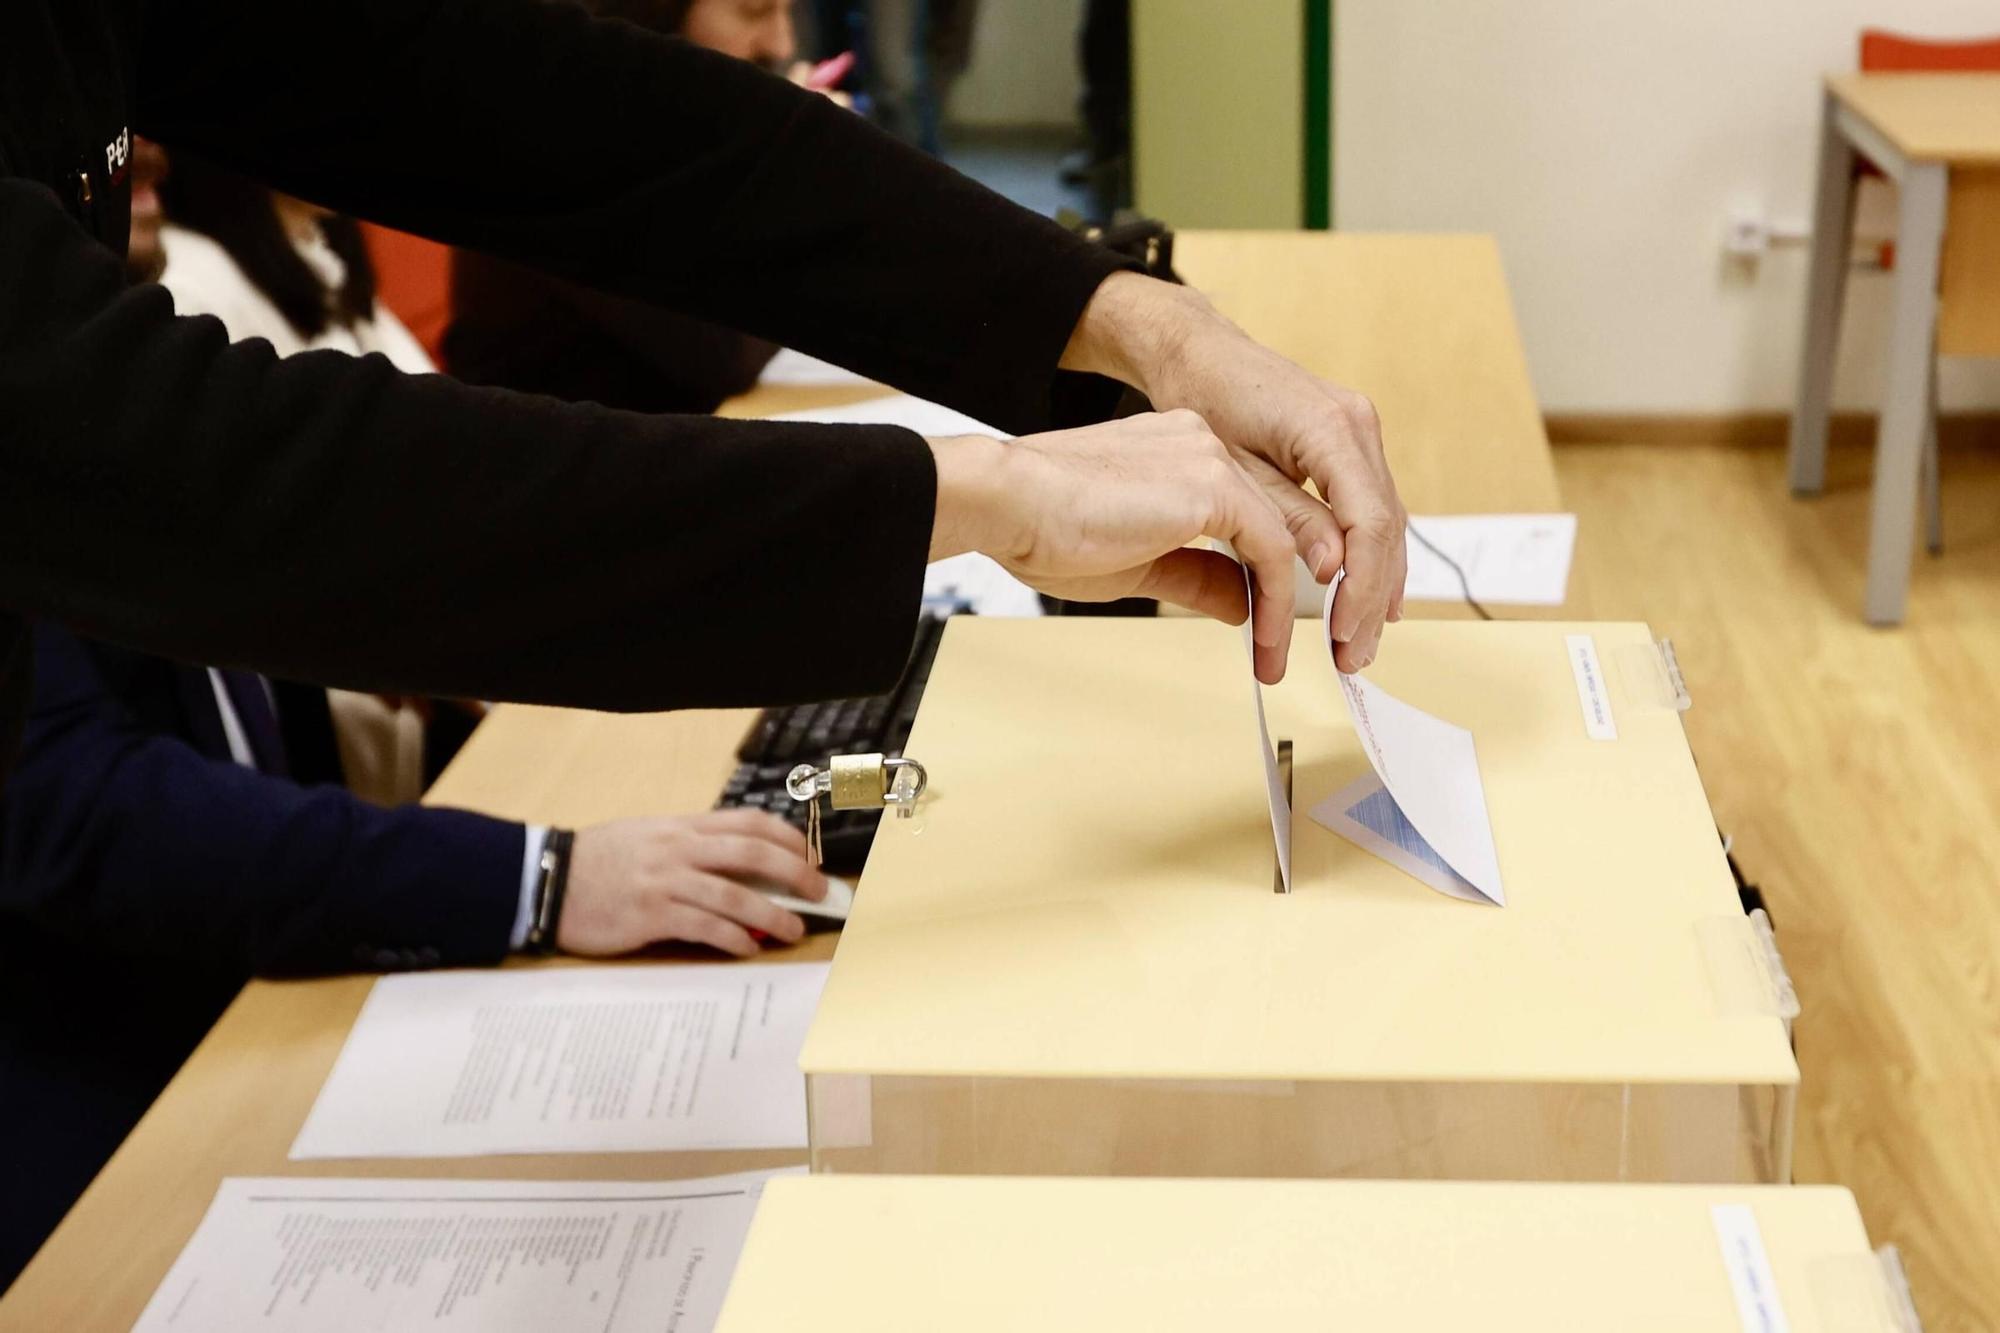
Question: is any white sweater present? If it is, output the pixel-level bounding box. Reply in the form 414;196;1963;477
157;222;434;372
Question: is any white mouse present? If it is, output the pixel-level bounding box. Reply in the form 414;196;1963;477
757;876;855;933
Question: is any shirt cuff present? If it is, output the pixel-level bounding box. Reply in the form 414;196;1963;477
510;824;549;951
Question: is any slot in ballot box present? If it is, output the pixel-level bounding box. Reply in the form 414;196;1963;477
714;1176;1921;1332
801;619;1801;1182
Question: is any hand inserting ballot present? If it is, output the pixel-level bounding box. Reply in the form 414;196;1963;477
1059;271;1411;676
926;410;1303;684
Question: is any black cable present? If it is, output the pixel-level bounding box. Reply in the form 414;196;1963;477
1406;522;1493;621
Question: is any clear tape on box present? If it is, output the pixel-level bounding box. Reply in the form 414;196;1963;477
1615;637;1694;712
1700;910;1801;1023
1808;1246;1928;1333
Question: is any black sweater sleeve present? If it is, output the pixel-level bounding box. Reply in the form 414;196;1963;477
134;0;1131;435
2;0;1133;722
0;177;933;708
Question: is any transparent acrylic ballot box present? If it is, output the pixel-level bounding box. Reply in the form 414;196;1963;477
801;619;1800;1183
717;1177;1919;1333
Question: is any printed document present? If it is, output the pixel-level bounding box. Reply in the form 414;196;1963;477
1403;513;1576;606
133;1171;789;1333
291;962;829;1159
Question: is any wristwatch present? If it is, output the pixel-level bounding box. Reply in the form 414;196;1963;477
523;827;575;955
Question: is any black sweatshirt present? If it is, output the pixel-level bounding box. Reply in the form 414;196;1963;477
0;0;1128;782
446;246;782;415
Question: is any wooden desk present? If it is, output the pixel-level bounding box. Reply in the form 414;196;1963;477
1176;232;1563;519
1790;73;2000;624
0;232;1571;1326
737;233;1569;525
0;711;836;1331
1177;231;1584;619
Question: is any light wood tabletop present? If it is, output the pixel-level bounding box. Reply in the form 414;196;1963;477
0;232;1573;1329
1827;72;2000;164
738;231;1568;524
1174;231;1563;519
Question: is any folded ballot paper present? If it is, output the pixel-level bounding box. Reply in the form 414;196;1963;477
1246;569;1505;906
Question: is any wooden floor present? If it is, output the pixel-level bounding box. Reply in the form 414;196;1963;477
1556;438;2000;1333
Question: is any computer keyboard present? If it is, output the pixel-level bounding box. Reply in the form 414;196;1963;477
716;613;950;876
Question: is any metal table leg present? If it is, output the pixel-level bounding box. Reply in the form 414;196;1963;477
1790;91;1859;496
1865;161;1948;625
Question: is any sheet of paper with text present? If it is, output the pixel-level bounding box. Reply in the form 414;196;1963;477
291;962;829;1159
133;1172;790;1333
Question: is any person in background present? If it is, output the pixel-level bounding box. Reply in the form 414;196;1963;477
158;148;435;374
0;148;838;1291
157;144;480;798
124;135;170;284
1062;0;1130;212
446;0;820;412
809;0;974;153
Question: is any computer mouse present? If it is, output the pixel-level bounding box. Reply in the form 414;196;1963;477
757;876;854;934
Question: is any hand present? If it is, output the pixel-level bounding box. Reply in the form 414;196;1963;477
557;811;828;958
785;60;855;110
1060;273;1409;672
927;412;1299;682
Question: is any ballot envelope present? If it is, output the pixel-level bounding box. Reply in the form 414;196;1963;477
799;618;1800;1182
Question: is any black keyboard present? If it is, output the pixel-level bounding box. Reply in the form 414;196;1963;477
716;613;950;875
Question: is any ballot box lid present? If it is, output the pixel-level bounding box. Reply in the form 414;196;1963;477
801;618;1797;1088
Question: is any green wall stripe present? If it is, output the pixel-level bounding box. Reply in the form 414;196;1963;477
1303;0;1332;229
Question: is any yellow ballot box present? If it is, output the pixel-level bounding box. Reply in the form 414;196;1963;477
714;1176;1917;1332
801;619;1800;1182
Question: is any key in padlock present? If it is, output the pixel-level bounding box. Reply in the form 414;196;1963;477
786;753;929;867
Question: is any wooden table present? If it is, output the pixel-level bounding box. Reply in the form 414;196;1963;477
1176;232;1564;520
0;232;1573;1328
1790;73;2000;624
735;233;1571;528
1177;231;1584;619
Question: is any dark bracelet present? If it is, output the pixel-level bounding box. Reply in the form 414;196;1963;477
524;827;576;955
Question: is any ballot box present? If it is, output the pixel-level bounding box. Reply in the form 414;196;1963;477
714;1175;1919;1332
800;619;1800;1182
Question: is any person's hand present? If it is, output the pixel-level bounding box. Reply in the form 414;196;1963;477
1059;272;1409;673
785;60;855;110
556;811;828;958
927;412;1300;682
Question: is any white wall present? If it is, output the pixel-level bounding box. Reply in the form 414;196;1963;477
1334;0;2000;414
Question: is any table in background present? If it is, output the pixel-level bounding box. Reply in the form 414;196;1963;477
1790;73;2000;624
0;231;1572;1329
